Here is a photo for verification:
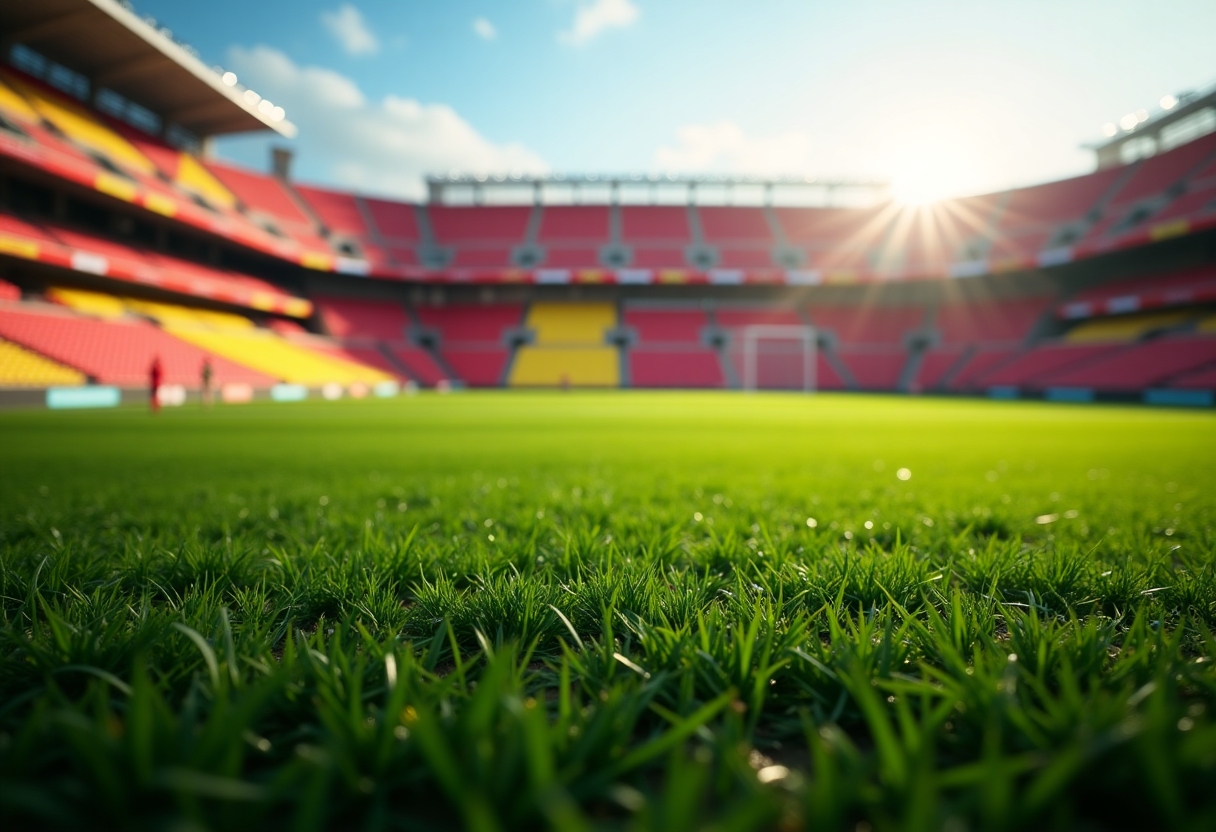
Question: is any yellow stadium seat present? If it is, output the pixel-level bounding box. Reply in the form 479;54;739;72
175;155;237;209
1197;314;1216;334
0;338;86;387
165;327;394;385
526;302;617;345
124;298;253;330
1065;310;1193;343
47;287;128;319
3;73;155;175
0;76;39;123
509;347;620;387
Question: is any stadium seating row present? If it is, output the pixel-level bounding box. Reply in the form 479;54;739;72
3;57;1216;285
0;289;392;388
0;210;312;317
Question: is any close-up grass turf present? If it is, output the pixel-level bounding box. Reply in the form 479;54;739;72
1;392;1214;831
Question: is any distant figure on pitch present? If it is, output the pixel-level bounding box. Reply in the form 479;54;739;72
201;356;214;408
149;356;163;414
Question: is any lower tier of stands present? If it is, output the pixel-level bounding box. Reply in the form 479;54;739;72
629;349;723;388
0;336;85;387
509;347;620;387
165;327;392;386
0;304;275;387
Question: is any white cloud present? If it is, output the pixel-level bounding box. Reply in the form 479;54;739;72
559;0;639;46
321;4;379;56
473;17;497;41
652;121;815;177
225;46;548;200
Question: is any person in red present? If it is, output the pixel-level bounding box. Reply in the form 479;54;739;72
149;356;163;413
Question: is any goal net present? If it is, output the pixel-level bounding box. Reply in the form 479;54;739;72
737;325;817;392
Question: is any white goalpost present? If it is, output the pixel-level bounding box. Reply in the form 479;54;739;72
739;325;817;393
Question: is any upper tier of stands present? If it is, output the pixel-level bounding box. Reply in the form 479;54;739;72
0;211;312;317
1060;266;1216;318
4;57;1216;284
538;207;610;243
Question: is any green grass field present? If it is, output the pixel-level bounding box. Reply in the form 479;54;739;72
1;392;1214;831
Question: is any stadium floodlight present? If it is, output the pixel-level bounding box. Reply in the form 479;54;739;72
271;106;286;122
1120;113;1139;131
1160;94;1179;110
222;71;238;86
739;325;817;393
1102;123;1118;137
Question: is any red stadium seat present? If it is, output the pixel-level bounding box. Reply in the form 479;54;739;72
537;207;610;243
428;206;530;243
315;297;410;341
0;304;275;387
620;207;691;242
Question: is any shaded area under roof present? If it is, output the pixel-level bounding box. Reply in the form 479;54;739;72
0;0;295;139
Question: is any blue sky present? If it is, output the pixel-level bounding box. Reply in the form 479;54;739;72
133;0;1216;201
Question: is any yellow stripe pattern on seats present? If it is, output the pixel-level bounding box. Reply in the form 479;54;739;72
175;155;237;209
509;302;620;387
166;327;394;385
4;73;156;175
47;287;129;319
0;338;85;386
1197;314;1216;334
45;287;390;385
1065;310;1194;343
526;302;617;345
0;76;38;123
124;298;254;330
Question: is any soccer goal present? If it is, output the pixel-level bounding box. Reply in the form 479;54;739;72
739;325;817;392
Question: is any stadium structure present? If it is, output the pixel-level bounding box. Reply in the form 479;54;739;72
1;0;1216;408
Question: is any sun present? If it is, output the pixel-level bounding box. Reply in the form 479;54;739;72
889;146;969;206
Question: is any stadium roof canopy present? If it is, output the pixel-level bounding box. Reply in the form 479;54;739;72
0;0;296;139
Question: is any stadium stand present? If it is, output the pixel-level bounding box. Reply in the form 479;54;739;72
1081;132;1216;243
1064;310;1195;342
0;303;274;386
810;305;925;345
623;306;724;388
429;206;530;243
414;304;522;386
538;207;610;243
0;336;86;386
3;19;1216;402
914;348;968;390
364;198;421;241
293;184;371;238
3;69;156;177
315;296;410;342
1060;266;1216;318
1040;335;1216;391
165;325;393;386
1171;365;1216;389
937;297;1049;344
205;160;330;250
970;343;1117;391
510;302;619;387
47;286;127;319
